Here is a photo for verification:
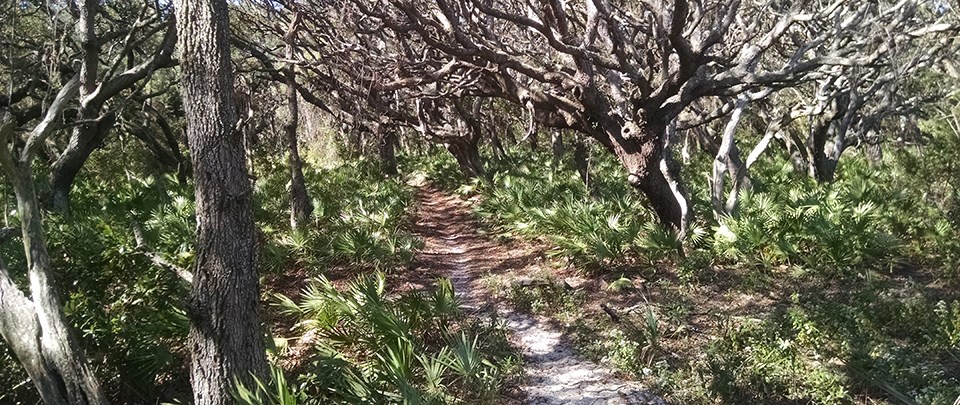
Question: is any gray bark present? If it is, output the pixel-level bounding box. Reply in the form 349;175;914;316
0;79;109;405
378;126;399;176
48;5;176;213
551;130;565;167
573;136;591;188
174;0;269;402
284;12;314;229
710;97;751;219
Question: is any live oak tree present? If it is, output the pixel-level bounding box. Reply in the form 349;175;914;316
0;2;181;401
0;79;109;405
233;2;493;179
705;3;959;218
0;0;181;213
242;0;957;234
174;0;269;403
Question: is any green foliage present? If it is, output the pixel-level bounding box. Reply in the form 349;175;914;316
233;366;306;405
400;148;469;191
256;159;421;273
35;173;192;402
569;304;664;377
705;318;850;404
712;162;899;270
274;273;520;403
505;277;585;317
468;150;673;269
702;286;960;405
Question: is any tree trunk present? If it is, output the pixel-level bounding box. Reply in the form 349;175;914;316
174;0;269;403
864;128;883;167
378;126;399;176
46;0;175;212
605;121;686;231
489;129;506;159
446;138;484;179
572;136;591;188
48;112;116;213
572;77;687;230
0;86;109;404
0;168;109;405
505;126;517;146
659;121;691;237
806;94;852;183
551;130;565;167
151;107;192;184
710;98;752;219
47;0;101;214
284;12;313;229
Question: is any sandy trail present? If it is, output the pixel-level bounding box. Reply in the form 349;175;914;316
411;187;666;405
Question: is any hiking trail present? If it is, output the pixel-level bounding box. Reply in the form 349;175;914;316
411;187;667;405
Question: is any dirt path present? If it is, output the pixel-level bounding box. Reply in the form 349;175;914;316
411;187;666;405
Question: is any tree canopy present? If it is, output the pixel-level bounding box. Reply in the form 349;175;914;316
1;0;959;403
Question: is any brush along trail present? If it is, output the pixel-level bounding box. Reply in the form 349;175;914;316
410;186;666;405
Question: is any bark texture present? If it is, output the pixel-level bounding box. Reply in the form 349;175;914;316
573;136;591;188
551;130;565;167
174;0;269;402
0;81;109;404
710;98;752;218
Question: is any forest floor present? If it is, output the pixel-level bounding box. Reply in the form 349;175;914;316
407;186;667;405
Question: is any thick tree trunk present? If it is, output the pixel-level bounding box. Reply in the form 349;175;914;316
446;138;484;179
0;87;109;404
284;13;313;229
447;99;487;180
572;77;687;230
807;95;853;183
605;121;686;231
808;122;842;182
174;0;269;403
0;168;108;405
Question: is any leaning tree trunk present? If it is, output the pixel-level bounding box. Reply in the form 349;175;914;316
573;136;591;187
446;137;485;179
449;99;487;180
48;112;116;213
489;130;506;159
174;0;269;403
284;11;313;229
0;81;109;405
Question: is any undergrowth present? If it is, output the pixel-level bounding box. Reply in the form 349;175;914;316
257;159;421;273
247;273;522;404
422;133;960;404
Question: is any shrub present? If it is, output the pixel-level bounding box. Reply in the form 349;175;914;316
273;273;521;403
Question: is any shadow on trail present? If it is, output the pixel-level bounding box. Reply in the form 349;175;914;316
410;186;667;405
